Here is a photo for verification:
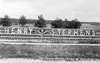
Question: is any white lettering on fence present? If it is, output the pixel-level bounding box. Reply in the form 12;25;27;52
0;27;97;36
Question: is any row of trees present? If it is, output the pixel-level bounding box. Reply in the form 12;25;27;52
0;15;27;27
0;15;81;29
51;19;81;28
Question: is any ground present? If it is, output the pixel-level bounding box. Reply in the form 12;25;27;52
0;58;100;63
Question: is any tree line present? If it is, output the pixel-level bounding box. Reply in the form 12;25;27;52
0;15;81;29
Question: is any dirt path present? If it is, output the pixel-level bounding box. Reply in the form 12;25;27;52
0;41;100;46
0;58;100;63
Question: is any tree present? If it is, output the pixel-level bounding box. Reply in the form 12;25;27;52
64;19;81;29
51;18;63;28
34;15;46;28
19;15;27;26
52;18;81;29
63;19;70;28
0;15;11;26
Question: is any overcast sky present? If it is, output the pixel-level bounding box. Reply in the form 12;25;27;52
0;0;100;22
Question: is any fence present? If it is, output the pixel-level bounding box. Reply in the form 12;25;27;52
0;27;100;41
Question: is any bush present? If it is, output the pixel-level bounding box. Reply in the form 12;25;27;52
34;15;46;28
19;15;27;26
65;19;81;29
51;18;63;28
51;18;81;29
0;15;11;26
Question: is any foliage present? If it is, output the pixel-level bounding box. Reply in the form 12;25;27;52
34;15;46;28
0;15;11;26
63;19;70;28
51;18;64;28
19;16;27;26
51;18;81;29
64;19;81;29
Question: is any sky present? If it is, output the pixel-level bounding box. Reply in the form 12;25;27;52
0;0;100;22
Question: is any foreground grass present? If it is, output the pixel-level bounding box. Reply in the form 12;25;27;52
0;44;100;60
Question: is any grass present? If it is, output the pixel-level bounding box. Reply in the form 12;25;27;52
0;44;100;60
78;39;100;44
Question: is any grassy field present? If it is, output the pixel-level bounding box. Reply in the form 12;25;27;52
0;44;100;60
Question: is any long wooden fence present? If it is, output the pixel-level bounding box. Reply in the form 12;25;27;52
0;27;100;42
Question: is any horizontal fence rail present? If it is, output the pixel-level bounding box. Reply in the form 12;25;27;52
1;42;100;46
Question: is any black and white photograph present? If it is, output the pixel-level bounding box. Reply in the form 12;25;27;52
0;0;100;63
